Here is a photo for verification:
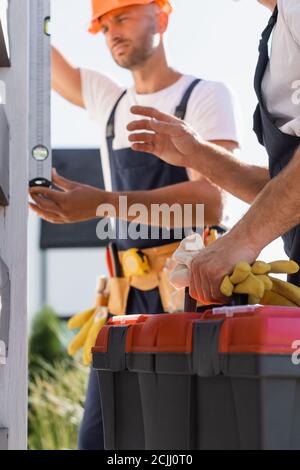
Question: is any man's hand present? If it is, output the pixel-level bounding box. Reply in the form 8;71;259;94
29;169;103;224
127;106;202;167
188;233;259;303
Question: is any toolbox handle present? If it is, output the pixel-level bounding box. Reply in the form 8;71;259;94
184;287;248;313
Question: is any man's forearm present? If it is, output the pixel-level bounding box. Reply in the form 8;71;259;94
227;145;300;253
186;140;270;204
97;180;223;228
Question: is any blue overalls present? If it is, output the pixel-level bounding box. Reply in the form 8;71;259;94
253;6;300;286
78;78;201;450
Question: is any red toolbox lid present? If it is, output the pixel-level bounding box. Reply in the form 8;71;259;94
210;305;300;354
125;313;201;353
93;314;150;354
93;306;300;355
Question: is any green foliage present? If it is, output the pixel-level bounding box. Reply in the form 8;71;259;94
28;306;88;450
28;358;88;450
29;306;67;376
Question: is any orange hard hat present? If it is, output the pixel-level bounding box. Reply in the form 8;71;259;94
88;0;173;34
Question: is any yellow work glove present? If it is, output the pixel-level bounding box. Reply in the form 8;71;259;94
67;306;108;365
220;260;300;306
261;276;300;307
67;276;109;365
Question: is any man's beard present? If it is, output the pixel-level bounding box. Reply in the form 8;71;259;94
112;31;155;70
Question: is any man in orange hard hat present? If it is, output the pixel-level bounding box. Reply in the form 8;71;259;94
31;0;240;449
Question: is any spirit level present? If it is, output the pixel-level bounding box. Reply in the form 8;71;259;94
29;0;51;188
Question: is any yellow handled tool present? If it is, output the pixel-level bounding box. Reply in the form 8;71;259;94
122;248;151;277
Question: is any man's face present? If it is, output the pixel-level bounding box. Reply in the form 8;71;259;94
100;4;162;70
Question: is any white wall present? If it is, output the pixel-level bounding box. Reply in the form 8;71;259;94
28;0;286;321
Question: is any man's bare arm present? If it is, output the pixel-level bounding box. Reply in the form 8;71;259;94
229;144;300;251
187;140;270;204
105;179;223;227
29;172;223;228
29;141;242;227
52;46;84;108
187;145;300;303
128;106;270;204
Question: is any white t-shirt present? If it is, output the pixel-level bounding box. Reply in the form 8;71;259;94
80;69;240;191
262;0;300;136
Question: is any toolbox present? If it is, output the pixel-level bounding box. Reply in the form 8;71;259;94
93;301;300;450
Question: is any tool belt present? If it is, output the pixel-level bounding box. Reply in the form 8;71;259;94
107;225;228;315
203;225;227;246
107;241;181;315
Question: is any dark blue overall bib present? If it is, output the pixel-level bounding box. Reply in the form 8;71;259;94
78;78;202;449
253;6;300;286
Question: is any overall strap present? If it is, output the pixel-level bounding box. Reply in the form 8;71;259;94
175;78;202;120
106;90;127;139
260;5;278;47
254;6;278;98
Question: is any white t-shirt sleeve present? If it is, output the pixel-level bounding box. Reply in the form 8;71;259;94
188;81;241;144
281;0;300;47
80;68;125;123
